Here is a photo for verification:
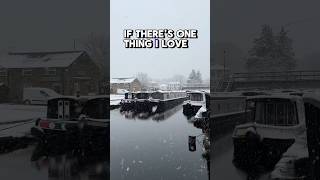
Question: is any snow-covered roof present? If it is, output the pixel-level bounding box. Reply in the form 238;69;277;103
111;77;136;84
0;51;84;68
303;92;320;108
188;90;207;94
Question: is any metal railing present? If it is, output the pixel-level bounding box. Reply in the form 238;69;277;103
232;71;320;82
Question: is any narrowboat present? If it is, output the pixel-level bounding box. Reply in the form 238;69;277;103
32;97;85;140
149;90;187;113
134;91;153;113
77;96;109;135
183;91;210;117
232;95;306;169
120;92;136;111
195;93;246;134
32;96;109;143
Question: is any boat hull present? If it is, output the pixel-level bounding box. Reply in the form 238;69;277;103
32;119;108;146
183;103;202;117
152;97;187;113
120;100;136;111
233;136;295;170
132;97;187;114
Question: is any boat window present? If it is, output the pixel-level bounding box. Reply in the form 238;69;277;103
136;93;149;99
47;99;82;119
254;99;298;126
82;98;108;119
190;93;203;101
151;92;164;100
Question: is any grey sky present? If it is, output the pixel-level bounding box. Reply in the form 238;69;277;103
0;0;107;52
110;0;210;80
213;0;320;59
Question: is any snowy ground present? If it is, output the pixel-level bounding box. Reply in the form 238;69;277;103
110;94;124;106
0;104;46;123
0;104;46;137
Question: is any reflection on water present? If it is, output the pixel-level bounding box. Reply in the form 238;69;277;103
152;105;182;121
211;133;270;180
112;105;209;180
0;130;109;180
120;105;183;121
31;142;109;180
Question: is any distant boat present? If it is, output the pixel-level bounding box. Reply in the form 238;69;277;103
183;91;210;117
120;91;187;114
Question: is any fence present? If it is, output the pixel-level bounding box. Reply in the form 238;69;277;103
232;71;320;82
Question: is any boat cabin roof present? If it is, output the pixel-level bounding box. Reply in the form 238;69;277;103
188;90;209;95
303;93;320;108
134;91;154;94
154;90;186;93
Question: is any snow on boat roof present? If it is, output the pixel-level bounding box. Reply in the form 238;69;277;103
0;51;84;68
150;90;187;94
135;91;153;93
303;92;320;108
187;90;207;93
110;77;136;84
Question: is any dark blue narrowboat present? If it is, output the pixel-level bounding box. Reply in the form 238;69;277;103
149;91;188;113
32;96;109;144
120;92;136;111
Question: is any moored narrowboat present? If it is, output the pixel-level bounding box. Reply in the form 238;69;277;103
32;95;109;143
149;90;187;113
120;92;136;111
232;95;306;169
135;91;154;113
78;96;109;134
183;91;210;117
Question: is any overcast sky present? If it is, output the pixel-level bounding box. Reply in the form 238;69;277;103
213;0;320;60
0;0;107;52
110;0;210;80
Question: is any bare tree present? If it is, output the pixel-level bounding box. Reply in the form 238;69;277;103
82;33;108;78
171;74;186;85
136;72;150;89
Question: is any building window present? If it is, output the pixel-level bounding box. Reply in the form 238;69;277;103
45;68;57;76
22;69;32;76
0;69;7;77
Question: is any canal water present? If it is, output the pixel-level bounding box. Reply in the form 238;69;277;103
0;104;109;180
110;105;209;180
0;143;109;179
211;131;271;180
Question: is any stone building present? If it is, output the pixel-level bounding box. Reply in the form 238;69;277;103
110;77;141;94
0;50;102;101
